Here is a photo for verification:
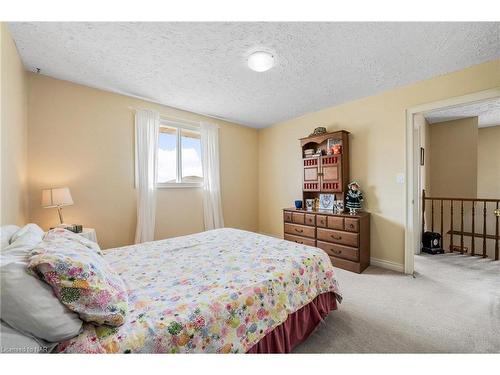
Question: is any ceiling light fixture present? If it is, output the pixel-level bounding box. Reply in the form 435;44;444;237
247;51;275;72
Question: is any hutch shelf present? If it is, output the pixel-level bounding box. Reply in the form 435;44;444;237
282;130;371;273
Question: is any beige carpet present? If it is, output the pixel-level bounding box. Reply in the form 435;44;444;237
294;253;500;353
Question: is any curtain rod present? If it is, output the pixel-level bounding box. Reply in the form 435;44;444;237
128;106;201;126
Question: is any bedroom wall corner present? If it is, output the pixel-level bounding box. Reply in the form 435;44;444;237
0;23;28;226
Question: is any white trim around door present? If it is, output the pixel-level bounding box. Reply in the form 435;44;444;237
404;87;500;275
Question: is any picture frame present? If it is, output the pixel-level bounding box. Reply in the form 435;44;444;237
319;194;335;210
305;199;315;211
327;138;342;155
334;200;344;213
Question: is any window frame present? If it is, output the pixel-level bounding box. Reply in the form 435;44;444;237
156;119;203;189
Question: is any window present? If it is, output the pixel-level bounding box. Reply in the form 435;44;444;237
157;121;203;187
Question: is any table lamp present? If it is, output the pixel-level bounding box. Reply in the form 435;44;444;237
41;187;74;224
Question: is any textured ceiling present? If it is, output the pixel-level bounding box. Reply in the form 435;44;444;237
8;22;500;128
425;97;500;128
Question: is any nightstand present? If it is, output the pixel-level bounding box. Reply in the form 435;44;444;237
78;228;98;243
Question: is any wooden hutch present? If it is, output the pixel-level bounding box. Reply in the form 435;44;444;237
283;130;371;273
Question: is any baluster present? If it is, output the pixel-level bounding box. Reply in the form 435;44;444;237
460;200;464;254
440;200;444;247
495;202;499;261
431;200;434;233
471;201;475;256
483;201;487;258
450;200;454;253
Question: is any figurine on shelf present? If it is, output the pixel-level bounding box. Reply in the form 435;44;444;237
309;127;327;136
305;199;315;211
314;197;320;211
334;200;344;214
345;181;364;215
332;143;342;155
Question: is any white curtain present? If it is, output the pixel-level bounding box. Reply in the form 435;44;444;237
134;109;160;243
200;122;225;230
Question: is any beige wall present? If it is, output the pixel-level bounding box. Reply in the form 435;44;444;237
429;117;478;198
426;117;478;252
258;60;500;266
477;125;500;199
0;23;28;226
27;74;259;249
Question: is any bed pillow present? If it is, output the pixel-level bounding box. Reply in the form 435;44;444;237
0;320;57;354
0;261;83;343
27;237;128;327
1;225;45;264
0;225;20;250
43;228;103;256
10;223;44;244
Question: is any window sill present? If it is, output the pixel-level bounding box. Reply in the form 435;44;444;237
157;182;203;189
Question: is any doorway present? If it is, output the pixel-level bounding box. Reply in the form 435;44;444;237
404;88;500;274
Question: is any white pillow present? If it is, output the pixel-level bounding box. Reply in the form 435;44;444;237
1;224;82;343
0;261;83;343
0;320;56;353
1;224;45;264
10;223;44;243
0;225;20;250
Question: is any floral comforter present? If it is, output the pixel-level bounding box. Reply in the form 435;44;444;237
57;228;341;353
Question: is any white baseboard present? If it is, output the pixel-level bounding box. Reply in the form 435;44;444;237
370;257;404;273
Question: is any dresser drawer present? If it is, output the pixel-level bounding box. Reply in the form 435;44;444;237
317;228;359;247
284;211;293;223
292;212;305;224
327;216;344;230
344;218;359;232
284;234;316;247
316;215;326;227
284;223;315;238
329;256;363;274
317;241;359;262
305;214;316;226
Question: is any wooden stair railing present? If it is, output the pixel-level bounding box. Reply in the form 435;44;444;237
422;190;500;260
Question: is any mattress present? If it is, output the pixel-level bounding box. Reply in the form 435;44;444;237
56;228;341;353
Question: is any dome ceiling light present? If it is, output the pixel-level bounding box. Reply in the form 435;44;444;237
247;51;275;72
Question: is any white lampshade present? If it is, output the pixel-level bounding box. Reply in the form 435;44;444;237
41;187;74;208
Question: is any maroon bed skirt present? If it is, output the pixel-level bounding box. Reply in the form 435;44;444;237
246;292;337;353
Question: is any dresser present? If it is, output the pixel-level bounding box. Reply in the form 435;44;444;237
283;129;371;273
283;208;370;273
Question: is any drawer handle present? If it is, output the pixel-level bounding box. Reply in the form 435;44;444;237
331;235;342;240
332;249;342;254
349;224;354;228
296;241;304;244
295;228;304;233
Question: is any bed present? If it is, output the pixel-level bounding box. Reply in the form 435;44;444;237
55;228;341;353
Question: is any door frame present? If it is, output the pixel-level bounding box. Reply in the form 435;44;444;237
404;88;500;274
